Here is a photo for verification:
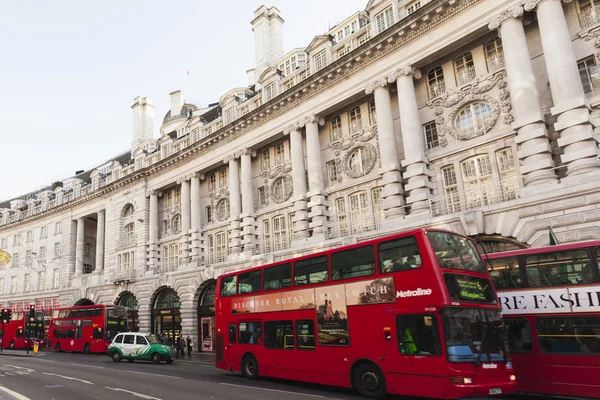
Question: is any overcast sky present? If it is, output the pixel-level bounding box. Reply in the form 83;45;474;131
0;0;367;201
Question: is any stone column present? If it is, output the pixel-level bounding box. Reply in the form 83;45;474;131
525;0;600;177
75;218;85;275
300;115;329;237
284;124;310;240
148;191;160;271
95;210;105;272
189;173;203;263
239;149;258;254
226;156;242;254
179;178;191;265
489;6;558;188
366;80;406;219
389;67;433;214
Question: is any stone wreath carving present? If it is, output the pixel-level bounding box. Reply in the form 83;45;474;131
259;160;292;206
215;198;230;221
329;125;379;181
342;143;378;179
270;174;293;203
427;71;512;146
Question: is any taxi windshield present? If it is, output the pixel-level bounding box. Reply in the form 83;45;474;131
146;335;160;345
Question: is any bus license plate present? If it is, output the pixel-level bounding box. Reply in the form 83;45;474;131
489;388;502;395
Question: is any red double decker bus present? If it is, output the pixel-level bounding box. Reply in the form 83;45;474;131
48;304;127;354
487;240;600;399
0;310;45;350
215;228;517;399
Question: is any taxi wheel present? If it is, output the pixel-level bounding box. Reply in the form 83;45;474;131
127;359;135;363
242;355;259;380
152;353;161;364
84;343;90;355
353;362;386;400
112;352;122;363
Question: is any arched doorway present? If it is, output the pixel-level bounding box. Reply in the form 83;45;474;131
473;235;528;254
74;298;94;306
116;292;139;332
197;281;216;352
151;288;181;342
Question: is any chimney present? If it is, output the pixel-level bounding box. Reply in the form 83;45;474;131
170;90;184;117
251;6;284;84
131;96;155;147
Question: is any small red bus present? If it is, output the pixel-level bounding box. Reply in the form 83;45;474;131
0;310;45;350
215;228;517;399
487;240;600;399
48;304;127;354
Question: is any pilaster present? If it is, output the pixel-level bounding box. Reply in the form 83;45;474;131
147;191;161;272
239;148;258;255
284;124;310;240
179;178;191;265
190;173;203;263
226;155;243;255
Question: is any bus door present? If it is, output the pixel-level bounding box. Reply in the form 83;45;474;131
393;314;445;398
228;324;238;365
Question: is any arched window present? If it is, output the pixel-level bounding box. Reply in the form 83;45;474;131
485;37;504;72
123;204;134;217
272;175;293;203
154;289;180;310
578;0;600;28
427;66;445;98
455;102;495;138
455;52;475;86
347;147;375;177
216;199;230;221
171;215;181;234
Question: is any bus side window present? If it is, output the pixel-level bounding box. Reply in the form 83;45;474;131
264;263;292;291
396;314;441;356
296;320;315;350
331;245;375;281
294;256;328;286
238;270;262;294
221;276;237;297
379;236;421;273
95;307;103;317
489;257;521;289
264;321;294;350
505;318;532;353
228;325;236;344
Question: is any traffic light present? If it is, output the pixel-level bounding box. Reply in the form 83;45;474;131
28;305;35;322
1;308;10;324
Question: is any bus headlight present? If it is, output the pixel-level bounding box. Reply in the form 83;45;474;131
509;375;516;382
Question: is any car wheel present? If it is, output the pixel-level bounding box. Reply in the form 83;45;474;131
112;352;122;363
83;343;90;355
9;341;14;350
127;359;135;363
241;355;259;380
353;362;386;399
55;343;61;353
152;353;161;364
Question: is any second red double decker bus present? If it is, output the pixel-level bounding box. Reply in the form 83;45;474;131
215;228;517;399
48;304;127;354
1;310;45;350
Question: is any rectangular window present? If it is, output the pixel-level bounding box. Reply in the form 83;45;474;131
25;249;32;266
369;99;376;125
314;50;327;72
372;187;383;229
288;213;295;244
326;161;338;185
14;235;21;246
376;6;394;33
238;270;262;294
0;238;6;249
496;148;518;201
216;231;228;263
0;278;3;295
26;231;33;242
10;277;17;294
12;253;19;266
349;191;370;234
220;275;237;297
296;320;315;350
24;274;31;292
335;198;348;237
423;121;439;150
264;83;276;102
505;318;533;353
261;150;270;171
264;263;292;291
229;325;236;344
294;255;328;286
525;250;591;287
536;316;600;354
205;206;213;224
223;107;234;124
258;187;267;206
275;143;285;165
209;173;216;192
262;220;272;253
239;322;262;345
272;215;289;251
331;245;375;281
349;106;362;134
379;236;421;273
219;169;227;189
461;155;494;209
441;166;461;213
40;226;47;238
406;0;422;15
330;116;342;142
53;268;60;288
578;56;600;96
265;321;294;350
38;271;45;291
396;314;441;356
40;246;46;259
55;222;62;234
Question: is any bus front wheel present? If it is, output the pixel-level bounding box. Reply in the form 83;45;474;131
84;343;90;355
55;343;61;352
353;362;386;399
241;355;259;380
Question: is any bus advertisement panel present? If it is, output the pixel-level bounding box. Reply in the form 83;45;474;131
216;228;517;399
0;311;45;350
48;304;127;354
487;240;600;399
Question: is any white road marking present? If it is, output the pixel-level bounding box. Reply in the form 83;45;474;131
176;359;213;365
0;385;31;400
34;358;56;363
219;382;326;398
42;372;94;385
70;362;105;369
105;387;162;400
126;370;182;379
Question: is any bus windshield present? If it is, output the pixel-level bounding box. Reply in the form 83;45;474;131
442;308;506;364
428;231;485;273
105;306;127;339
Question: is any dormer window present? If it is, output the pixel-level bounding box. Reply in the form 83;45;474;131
375;7;394;33
264;83;276;102
314;50;327;72
406;1;422;15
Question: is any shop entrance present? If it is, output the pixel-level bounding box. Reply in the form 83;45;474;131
197;282;215;352
152;288;181;343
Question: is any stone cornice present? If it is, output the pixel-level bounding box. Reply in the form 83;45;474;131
0;0;482;232
523;0;571;12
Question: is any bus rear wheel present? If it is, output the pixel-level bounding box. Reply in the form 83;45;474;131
83;343;90;355
353;363;386;399
55;343;61;352
241;355;259;380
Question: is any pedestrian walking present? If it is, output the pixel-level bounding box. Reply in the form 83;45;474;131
186;336;192;356
179;336;186;357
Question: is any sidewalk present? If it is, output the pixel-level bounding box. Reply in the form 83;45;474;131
175;351;214;362
0;349;42;357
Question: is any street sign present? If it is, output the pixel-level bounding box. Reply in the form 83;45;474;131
0;250;11;265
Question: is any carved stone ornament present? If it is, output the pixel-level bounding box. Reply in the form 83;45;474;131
427;71;511;145
487;6;524;30
387;65;422;83
215;198;230;221
365;78;388;95
329;117;379;181
270;174;294;203
342;143;378;179
524;0;571;12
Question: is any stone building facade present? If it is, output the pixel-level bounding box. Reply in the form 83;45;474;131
1;0;600;351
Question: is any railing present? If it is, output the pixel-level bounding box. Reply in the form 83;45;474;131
349;120;363;134
487;54;505;73
159;260;179;274
428;80;446;99
579;5;600;29
456;66;477;86
325;214;382;240
116;235;137;249
113;269;136;282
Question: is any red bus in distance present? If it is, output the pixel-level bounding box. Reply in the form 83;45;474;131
48;304;127;354
486;240;600;399
0;310;45;350
216;228;517;399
